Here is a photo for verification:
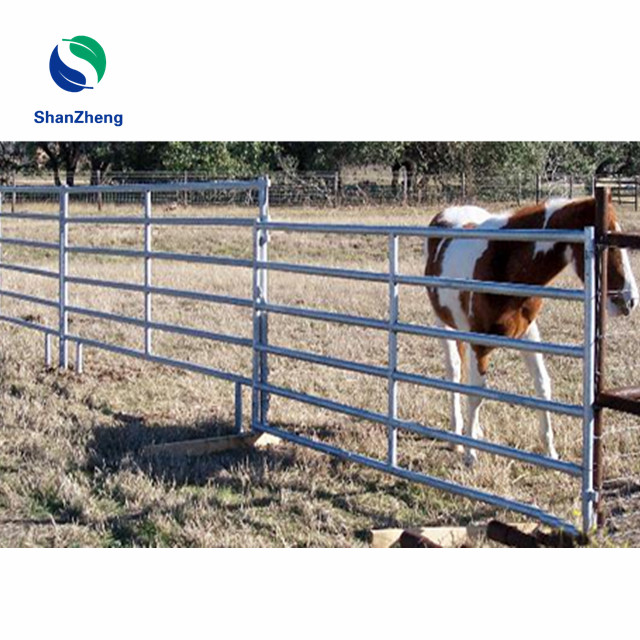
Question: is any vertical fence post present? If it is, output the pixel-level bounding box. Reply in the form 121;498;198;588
252;222;261;431
535;174;541;203
252;176;270;431
144;190;152;355
461;172;466;202
635;176;638;212
11;173;16;214
235;382;244;433
258;176;270;426
569;175;574;199
593;186;609;528
183;170;189;207
44;333;52;368
76;341;84;374
582;225;597;534
387;233;399;467
58;186;69;369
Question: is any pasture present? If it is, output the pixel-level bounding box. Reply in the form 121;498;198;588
0;200;639;547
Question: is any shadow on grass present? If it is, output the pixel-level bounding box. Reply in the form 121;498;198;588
87;411;299;486
86;412;501;535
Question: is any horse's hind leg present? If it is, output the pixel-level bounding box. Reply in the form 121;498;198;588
521;321;558;460
438;326;465;453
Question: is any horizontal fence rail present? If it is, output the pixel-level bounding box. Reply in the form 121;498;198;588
0;178;598;536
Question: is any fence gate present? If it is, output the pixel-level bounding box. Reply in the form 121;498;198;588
0;178;601;537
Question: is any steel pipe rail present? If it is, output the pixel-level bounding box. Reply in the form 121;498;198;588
0;180;263;194
67;215;255;227
397;273;584;301
254;421;580;535
259;220;585;244
0;262;59;279
66;274;253;308
258;302;583;358
0;312;53;334
257;260;583;300
395;321;583;359
0;212;60;221
66;334;252;386
67;245;253;268
0;237;59;251
0;288;58;308
66;305;252;348
395;369;583;417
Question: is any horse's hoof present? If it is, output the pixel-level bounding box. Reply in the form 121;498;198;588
547;447;559;460
464;451;477;468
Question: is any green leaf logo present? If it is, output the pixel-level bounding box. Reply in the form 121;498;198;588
62;36;106;83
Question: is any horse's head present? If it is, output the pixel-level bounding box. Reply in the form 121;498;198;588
570;197;639;317
606;206;639;317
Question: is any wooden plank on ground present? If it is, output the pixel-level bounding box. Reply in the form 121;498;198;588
141;432;282;457
369;522;539;548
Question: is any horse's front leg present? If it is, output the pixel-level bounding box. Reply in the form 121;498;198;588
464;347;489;467
521;321;558;459
438;326;465;453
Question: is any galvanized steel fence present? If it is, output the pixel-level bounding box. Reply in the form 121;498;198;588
0;178;598;536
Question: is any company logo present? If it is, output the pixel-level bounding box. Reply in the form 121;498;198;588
49;36;106;93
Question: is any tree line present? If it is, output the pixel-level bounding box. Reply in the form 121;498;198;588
1;141;639;186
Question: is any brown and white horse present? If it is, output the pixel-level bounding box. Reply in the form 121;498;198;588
425;195;638;466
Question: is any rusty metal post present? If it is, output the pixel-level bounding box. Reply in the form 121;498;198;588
594;186;609;527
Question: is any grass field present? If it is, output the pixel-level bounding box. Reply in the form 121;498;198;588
1;198;639;547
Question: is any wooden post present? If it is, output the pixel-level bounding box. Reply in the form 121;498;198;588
618;176;622;205
535;174;541;203
594;186;609;527
591;174;596;196
96;169;103;211
402;169;408;206
517;173;522;205
461;172;466;201
183;170;189;207
569;175;574;199
11;173;16;213
635;176;638;212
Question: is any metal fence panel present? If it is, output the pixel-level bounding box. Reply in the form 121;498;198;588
0;178;598;535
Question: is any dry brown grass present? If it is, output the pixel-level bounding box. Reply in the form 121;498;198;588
0;199;639;547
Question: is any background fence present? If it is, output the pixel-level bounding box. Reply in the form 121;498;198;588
3;169;640;209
